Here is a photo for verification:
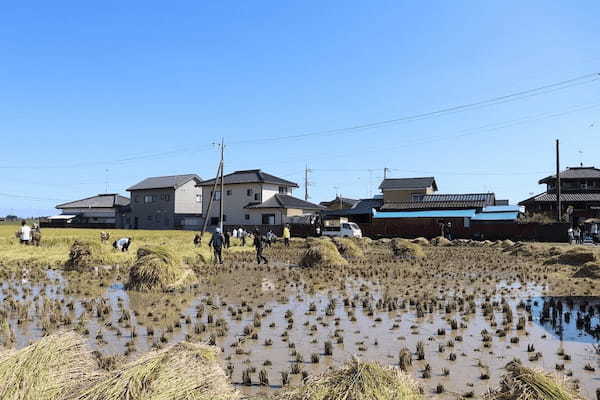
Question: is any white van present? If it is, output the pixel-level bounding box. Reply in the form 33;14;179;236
322;221;362;238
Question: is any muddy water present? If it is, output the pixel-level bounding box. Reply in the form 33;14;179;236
1;262;599;399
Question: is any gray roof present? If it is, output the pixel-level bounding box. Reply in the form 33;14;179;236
520;192;600;204
57;194;130;209
127;174;202;191
200;169;299;188
245;194;324;210
539;167;600;184
322;197;384;217
381;193;495;211
379;177;438;191
320;197;360;207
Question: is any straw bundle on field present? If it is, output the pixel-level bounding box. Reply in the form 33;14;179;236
410;237;429;246
544;248;596;266
78;342;239;400
390;239;425;260
127;247;196;292
65;240;96;271
300;240;348;268
277;357;423;400
574;262;600;279
430;236;451;247
0;331;100;400
484;361;584;400
333;238;364;260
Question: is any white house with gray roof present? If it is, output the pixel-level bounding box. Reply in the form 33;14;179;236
127;174;203;230
198;169;323;228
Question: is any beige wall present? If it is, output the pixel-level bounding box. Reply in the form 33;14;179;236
383;188;426;203
174;179;203;214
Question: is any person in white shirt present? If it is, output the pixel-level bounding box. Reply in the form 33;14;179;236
19;220;32;245
113;237;132;252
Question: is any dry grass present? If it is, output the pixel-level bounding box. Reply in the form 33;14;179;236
332;238;364;260
0;331;100;400
277;357;423;400
390;239;425;260
544;248;596;266
126;246;197;291
484;361;584;400
300;239;348;268
78;342;239;400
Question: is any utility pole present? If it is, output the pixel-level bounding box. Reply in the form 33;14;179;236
219;138;225;233
200;139;225;236
556;139;561;222
304;164;312;201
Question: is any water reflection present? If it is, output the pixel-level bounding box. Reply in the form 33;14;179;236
531;296;600;343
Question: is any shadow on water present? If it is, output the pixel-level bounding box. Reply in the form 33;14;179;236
530;296;600;343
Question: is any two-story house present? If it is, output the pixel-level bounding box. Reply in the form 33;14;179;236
199;169;323;229
519;166;600;223
378;177;497;212
127;174;203;230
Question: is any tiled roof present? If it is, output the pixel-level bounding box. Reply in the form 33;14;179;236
245;194;324;210
321;197;384;217
539;166;600;184
57;194;130;209
374;209;477;219
519;192;600;204
319;197;360;207
379;177;438;191
200;169;298;187
381;193;495;211
127;174;202;191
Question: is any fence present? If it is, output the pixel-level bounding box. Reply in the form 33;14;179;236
358;218;569;242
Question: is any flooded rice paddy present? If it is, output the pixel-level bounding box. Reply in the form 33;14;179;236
1;244;599;399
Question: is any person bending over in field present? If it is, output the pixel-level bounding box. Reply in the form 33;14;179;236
100;231;110;243
113;237;132;252
31;223;41;246
193;233;202;247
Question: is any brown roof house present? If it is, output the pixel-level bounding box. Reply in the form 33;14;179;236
52;193;130;228
199;169;323;228
519;166;600;223
127;174;203;230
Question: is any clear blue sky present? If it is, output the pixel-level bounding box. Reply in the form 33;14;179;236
1;1;599;216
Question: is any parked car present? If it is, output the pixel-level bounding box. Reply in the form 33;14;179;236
322;220;362;238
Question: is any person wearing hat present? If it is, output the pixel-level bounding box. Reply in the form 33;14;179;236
208;227;225;264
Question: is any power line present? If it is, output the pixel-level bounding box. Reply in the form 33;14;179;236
227;73;600;145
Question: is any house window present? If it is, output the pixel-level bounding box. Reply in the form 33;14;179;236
278;186;287;194
223;214;227;222
213;191;221;200
144;195;153;203
135;196;140;203
245;214;250;220
246;189;253;197
195;194;202;203
226;189;232;196
164;194;170;201
147;215;152;221
210;217;219;225
254;193;260;201
411;194;424;202
262;214;275;225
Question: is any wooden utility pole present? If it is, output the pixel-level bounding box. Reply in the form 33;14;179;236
556;139;561;222
219;138;225;233
200;139;225;235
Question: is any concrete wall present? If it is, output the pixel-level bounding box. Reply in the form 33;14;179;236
174;179;203;214
129;188;176;229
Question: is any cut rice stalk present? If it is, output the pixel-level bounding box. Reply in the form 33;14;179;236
78;342;238;400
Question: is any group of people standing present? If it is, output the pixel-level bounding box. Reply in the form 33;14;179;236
568;224;599;245
207;225;292;265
